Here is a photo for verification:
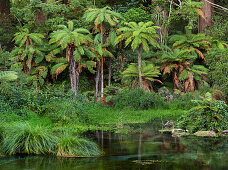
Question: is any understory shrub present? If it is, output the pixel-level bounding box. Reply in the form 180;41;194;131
176;93;228;133
168;92;200;110
113;88;166;110
205;48;228;98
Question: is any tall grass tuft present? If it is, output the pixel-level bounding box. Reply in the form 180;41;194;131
57;132;101;157
1;122;57;155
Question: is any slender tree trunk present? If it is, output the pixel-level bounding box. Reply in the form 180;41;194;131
198;0;214;33
137;46;142;88
95;60;100;97
108;57;112;87
100;22;104;98
35;0;47;24
101;57;104;97
69;47;79;94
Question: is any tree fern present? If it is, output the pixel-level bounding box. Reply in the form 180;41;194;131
115;21;160;88
170;27;211;60
122;61;161;91
83;6;121;97
49;21;95;93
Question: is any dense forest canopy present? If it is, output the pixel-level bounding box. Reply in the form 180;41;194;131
0;0;227;96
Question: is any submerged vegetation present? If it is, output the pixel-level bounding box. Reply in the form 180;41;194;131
0;0;227;158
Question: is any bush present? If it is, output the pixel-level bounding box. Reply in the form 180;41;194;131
1;122;57;155
57;132;101;157
176;93;228;133
113;88;166;110
205;48;228;98
168;92;200;110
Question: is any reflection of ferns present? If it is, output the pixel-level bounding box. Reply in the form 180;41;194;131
0;71;18;82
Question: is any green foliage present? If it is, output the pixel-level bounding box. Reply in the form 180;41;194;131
49;21;96;78
83;6;121;27
11;27;46;83
0;71;18;82
170;28;211;60
205;48;228;97
170;0;203;29
49;21;92;49
113;88;166;110
177;93;228;133
168;92;200;110
204;15;228;41
115;21;160;52
123;8;151;23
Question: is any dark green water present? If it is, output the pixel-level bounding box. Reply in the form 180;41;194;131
0;122;228;170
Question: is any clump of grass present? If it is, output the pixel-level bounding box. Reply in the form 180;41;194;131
1;122;57;155
57;132;101;157
1;122;102;157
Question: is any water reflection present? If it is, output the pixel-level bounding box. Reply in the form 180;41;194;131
0;122;228;170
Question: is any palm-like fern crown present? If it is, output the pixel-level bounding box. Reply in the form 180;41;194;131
83;6;121;27
122;61;161;82
170;30;211;59
49;21;92;49
49;21;97;78
12;28;45;69
160;49;197;63
115;21;160;53
13;28;44;47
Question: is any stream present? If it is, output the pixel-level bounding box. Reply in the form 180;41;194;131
0;121;228;170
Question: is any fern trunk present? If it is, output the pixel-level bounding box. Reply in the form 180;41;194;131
95;59;100;97
108;57;112;87
173;70;179;90
69;47;79;94
137;46;142;88
100;22;104;98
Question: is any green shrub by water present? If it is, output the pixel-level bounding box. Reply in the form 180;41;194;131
113;88;166;110
177;93;228;133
